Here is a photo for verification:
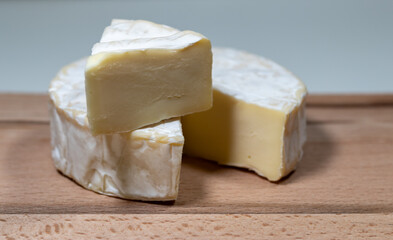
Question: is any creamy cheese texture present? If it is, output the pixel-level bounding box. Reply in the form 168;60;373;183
49;58;184;201
85;19;212;135
182;48;307;181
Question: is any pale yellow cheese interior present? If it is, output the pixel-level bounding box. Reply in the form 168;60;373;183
183;90;298;181
85;40;212;135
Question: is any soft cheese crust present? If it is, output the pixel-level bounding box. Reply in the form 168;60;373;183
91;19;207;56
49;59;184;201
212;48;307;113
100;19;179;43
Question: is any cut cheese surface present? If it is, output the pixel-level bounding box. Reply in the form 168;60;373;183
49;58;184;201
85;19;212;135
182;48;307;181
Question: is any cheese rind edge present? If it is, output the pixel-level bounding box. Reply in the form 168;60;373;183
49;58;184;201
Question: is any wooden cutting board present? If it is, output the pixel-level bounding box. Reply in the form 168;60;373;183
1;94;393;239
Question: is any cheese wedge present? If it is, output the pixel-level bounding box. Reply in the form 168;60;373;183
49;59;184;201
85;19;212;135
182;48;307;181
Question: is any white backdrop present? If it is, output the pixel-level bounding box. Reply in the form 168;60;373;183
1;0;392;93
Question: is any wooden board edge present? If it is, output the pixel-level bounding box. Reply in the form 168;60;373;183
1;93;393;113
306;94;393;107
1;214;392;239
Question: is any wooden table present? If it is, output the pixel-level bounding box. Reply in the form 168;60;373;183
1;94;392;239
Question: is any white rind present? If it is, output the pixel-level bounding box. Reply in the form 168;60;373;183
283;101;307;175
49;59;184;201
91;20;206;55
100;19;179;43
212;48;307;113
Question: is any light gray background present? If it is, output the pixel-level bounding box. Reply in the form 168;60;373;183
1;0;392;93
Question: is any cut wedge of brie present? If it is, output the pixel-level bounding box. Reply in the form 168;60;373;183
182;48;307;181
85;19;212;135
49;59;184;201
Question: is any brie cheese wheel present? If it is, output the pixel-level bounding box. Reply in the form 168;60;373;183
182;48;307;181
49;59;184;201
85;19;212;135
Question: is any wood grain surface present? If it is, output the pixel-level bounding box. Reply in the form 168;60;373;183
1;94;393;239
1;214;393;239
